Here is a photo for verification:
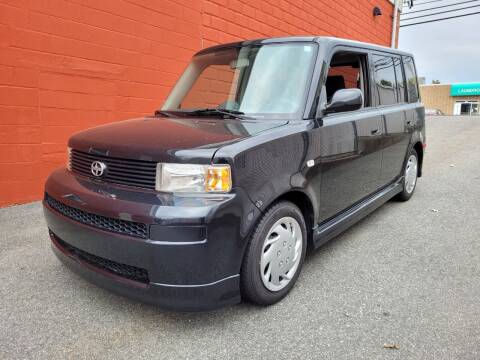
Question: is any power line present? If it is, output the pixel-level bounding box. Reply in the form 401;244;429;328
400;9;480;26
401;3;480;20
404;0;445;6
401;0;479;14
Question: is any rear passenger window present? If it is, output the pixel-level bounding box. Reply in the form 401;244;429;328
372;55;397;106
394;57;406;103
402;56;419;103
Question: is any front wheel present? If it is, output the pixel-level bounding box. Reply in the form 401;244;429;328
240;201;307;305
395;148;419;201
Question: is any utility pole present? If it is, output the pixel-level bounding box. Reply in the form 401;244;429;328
391;0;400;47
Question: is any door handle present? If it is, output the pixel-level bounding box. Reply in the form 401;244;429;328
371;129;381;136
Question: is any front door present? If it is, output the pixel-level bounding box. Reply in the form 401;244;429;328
454;101;479;115
461;102;472;115
317;110;384;222
314;50;384;223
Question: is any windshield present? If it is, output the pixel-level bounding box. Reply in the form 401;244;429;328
161;43;317;118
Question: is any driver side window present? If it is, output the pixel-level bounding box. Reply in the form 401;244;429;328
325;52;370;107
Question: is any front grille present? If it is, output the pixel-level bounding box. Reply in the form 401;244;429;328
52;232;149;284
45;193;148;239
70;149;157;190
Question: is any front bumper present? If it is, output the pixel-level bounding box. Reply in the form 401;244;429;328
44;169;260;311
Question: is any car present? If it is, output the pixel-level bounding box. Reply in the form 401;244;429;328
43;36;426;311
425;108;444;116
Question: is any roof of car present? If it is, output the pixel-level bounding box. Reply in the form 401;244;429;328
195;36;414;57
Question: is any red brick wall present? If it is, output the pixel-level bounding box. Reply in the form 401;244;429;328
181;65;237;109
0;0;394;207
328;67;361;89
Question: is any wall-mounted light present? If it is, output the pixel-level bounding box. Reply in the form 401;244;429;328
373;6;382;16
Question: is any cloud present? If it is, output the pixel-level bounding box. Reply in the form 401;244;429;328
399;1;480;84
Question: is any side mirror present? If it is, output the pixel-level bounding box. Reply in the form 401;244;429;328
324;88;363;115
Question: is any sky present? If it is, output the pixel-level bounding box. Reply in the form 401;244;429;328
398;0;480;84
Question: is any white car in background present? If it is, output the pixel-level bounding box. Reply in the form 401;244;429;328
425;108;444;116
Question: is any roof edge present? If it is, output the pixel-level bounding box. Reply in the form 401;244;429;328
195;36;413;57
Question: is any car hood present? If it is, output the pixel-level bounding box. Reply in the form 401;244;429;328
68;116;288;163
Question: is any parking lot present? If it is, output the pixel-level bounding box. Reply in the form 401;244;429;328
1;116;479;359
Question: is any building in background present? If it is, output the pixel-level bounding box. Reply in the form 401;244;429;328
0;0;398;207
420;83;480;116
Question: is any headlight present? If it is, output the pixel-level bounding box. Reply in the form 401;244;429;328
156;163;232;193
67;146;72;171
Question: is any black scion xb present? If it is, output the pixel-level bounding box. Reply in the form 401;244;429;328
44;36;425;311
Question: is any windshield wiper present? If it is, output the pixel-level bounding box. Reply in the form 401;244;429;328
154;110;180;118
189;108;254;120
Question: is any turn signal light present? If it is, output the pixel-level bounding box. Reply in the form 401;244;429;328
206;165;232;192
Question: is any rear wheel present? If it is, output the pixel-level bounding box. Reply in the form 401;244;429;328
241;201;307;305
396;148;418;201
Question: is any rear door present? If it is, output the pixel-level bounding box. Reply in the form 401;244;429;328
370;53;411;184
402;55;423;139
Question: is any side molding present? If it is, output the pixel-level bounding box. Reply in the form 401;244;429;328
312;179;403;248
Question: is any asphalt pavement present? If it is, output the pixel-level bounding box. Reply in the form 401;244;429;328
1;116;479;359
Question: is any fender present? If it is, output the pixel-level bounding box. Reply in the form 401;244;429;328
405;127;426;177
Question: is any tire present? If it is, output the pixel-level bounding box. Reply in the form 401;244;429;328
395;148;419;202
240;201;307;305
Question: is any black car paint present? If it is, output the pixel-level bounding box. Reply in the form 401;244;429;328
43;37;425;311
68;116;289;164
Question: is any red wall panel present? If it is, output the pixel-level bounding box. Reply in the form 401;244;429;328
0;0;394;206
